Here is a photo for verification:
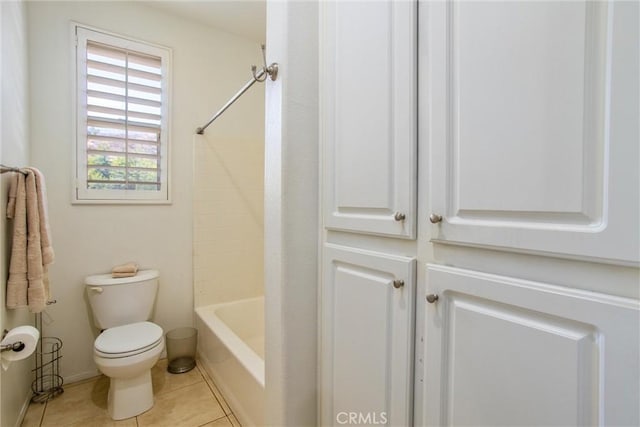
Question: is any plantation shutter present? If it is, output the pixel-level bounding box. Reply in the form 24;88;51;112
85;41;163;191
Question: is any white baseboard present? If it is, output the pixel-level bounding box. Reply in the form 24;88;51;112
63;369;101;385
15;389;32;427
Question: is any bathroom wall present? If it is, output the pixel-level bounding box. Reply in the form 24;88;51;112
26;1;264;383
264;1;319;425
193;116;264;307
0;1;35;425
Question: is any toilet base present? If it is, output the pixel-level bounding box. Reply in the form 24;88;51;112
108;370;154;420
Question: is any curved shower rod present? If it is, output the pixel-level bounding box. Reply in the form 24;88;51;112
196;45;278;135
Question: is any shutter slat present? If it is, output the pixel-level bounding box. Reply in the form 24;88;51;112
87;75;161;95
88;149;159;160
128;54;162;70
88;43;161;68
87;90;162;108
87;134;160;145
88;165;159;172
88;105;161;122
87;60;125;78
87;149;126;157
87;75;125;90
87;59;161;82
87;42;126;62
127;80;162;95
88;105;125;118
88;118;161;132
87;181;161;186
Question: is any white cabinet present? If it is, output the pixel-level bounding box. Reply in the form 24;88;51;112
321;245;416;426
320;1;639;427
425;1;639;264
423;264;640;427
321;0;417;239
319;2;418;424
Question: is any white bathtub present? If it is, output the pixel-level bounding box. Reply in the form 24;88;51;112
195;297;264;426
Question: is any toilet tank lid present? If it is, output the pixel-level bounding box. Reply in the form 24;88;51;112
85;269;159;286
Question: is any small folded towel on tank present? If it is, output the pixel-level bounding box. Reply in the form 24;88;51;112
111;262;138;278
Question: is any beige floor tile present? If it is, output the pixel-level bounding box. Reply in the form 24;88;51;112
199;367;232;416
229;414;242;427
202;416;233;426
21;401;46;427
151;358;204;396
41;376;136;426
137;381;225;427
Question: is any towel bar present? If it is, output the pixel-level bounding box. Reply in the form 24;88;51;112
0;164;28;175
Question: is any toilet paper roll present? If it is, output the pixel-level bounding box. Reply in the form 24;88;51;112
1;325;39;371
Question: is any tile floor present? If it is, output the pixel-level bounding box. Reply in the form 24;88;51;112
21;359;241;427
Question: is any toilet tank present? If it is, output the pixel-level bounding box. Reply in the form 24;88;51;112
85;270;159;329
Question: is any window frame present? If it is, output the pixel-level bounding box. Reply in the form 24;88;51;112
72;24;172;204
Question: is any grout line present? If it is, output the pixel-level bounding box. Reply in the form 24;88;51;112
201;376;227;410
38;401;47;426
155;376;205;396
197;367;231;410
229;414;242;427
195;364;229;410
196;414;228;427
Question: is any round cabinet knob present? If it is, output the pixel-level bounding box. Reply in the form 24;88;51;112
394;212;406;222
429;213;443;224
426;294;439;303
393;279;405;289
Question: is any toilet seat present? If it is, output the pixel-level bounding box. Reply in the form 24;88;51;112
95;321;163;359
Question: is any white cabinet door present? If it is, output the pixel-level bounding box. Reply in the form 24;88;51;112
321;0;417;239
321;244;416;426
425;1;639;264
423;264;640;427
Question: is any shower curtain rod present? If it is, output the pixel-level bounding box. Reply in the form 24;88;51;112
196;45;278;135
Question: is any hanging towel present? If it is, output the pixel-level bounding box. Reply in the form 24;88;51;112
28;168;54;266
111;262;138;278
6;168;55;313
6;172;18;219
6;173;28;308
25;170;45;312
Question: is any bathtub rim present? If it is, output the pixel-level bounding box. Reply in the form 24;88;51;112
195;296;265;388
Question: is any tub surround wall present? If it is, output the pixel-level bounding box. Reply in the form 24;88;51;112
191;19;265;424
27;1;263;383
193;96;264;308
0;1;34;425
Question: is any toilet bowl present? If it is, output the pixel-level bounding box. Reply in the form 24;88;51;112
93;321;164;420
85;270;163;420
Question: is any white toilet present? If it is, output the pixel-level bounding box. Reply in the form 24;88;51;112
85;269;164;420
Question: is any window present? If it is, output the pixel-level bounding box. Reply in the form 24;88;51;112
74;25;171;203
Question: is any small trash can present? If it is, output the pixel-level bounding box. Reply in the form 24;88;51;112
165;327;197;374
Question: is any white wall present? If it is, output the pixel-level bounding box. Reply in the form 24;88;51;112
264;1;319;425
27;1;263;383
193;90;264;307
0;1;34;425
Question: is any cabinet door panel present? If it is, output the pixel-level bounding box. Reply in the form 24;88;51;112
425;1;639;264
321;0;417;238
423;264;640;427
321;245;416;426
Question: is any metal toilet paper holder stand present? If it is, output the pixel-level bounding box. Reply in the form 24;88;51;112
31;309;64;403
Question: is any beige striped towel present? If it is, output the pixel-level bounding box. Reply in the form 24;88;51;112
6;168;54;313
